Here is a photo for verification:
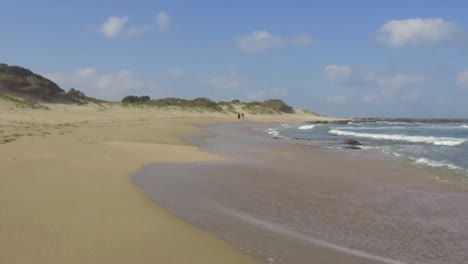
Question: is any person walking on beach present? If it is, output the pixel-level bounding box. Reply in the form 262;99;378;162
237;113;241;120
241;113;244;119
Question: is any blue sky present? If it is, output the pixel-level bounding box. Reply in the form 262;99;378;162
1;0;468;117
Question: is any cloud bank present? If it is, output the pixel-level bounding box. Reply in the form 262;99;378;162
45;68;159;100
377;18;460;46
99;16;128;38
99;12;171;38
156;12;171;32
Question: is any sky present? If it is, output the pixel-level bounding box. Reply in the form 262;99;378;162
1;0;468;118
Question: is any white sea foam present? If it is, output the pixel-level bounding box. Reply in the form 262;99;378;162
267;128;280;137
414;158;464;171
227;209;406;264
298;124;315;130
343;124;466;130
340;126;406;130
281;124;291;127
329;129;466;146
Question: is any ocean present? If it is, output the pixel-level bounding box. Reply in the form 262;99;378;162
268;120;468;183
136;122;468;264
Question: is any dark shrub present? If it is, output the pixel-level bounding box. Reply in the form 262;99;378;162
261;99;294;113
121;95;151;104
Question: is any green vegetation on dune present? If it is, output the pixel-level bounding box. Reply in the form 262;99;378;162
261;99;294;113
66;88;107;105
151;97;223;112
0;93;49;109
121;95;151;104
120;95;296;114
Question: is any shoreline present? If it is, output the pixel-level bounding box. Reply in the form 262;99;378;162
1;101;331;263
0;108;252;263
134;122;468;264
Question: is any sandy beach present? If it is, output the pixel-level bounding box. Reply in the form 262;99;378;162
3;2;468;263
135;123;468;264
0;101;327;263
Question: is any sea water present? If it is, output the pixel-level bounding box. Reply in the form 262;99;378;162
268;121;468;182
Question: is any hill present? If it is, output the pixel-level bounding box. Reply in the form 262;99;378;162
0;63;79;103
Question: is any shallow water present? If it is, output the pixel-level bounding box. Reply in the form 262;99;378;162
273;121;468;183
134;122;468;264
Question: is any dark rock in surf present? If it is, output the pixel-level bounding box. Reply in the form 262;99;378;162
344;139;361;146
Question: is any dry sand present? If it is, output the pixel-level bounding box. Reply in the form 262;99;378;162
0;101;327;263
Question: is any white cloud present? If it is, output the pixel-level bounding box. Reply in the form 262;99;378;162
324;65;352;82
75;68;97;79
343;73;425;99
290;33;314;46
456;70;468;88
156;12;170;32
45;68;160;100
127;25;152;37
235;31;285;52
324;65;425;98
377;18;459;46
99;14;172;38
95;70;145;91
327;95;346;104
99;16;128;38
203;70;242;90
235;31;313;52
374;74;425;95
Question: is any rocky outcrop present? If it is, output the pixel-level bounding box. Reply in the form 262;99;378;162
344;139;361;146
343;139;362;150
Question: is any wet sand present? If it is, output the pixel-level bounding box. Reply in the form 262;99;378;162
134;122;468;264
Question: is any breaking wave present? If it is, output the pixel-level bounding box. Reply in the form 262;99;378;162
414;158;465;171
298;124;315;130
329;129;466;146
267;128;280;137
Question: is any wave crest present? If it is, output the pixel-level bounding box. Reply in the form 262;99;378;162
329;129;466;146
298;125;315;130
414;158;464;171
267;128;280;137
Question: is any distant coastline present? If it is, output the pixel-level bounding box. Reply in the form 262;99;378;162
309;117;468;124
